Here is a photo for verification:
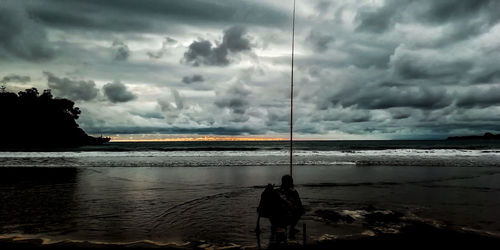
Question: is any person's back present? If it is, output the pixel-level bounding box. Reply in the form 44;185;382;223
257;175;304;241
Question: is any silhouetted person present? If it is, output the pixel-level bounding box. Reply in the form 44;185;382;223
257;175;304;243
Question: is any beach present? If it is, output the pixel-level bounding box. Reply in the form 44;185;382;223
1;141;500;248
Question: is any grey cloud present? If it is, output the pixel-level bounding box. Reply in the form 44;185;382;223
111;41;130;61
0;2;54;61
314;1;333;15
222;26;251;52
147;37;177;59
182;74;204;84
183;26;251;66
318;109;372;123
265;109;289;133
415;1;500;45
1;74;31;84
323;85;452;110
103;81;137;103
355;0;409;33
355;0;500;39
26;0;288;33
158;88;184;112
306;29;335;52
416;0;495;24
456;86;500;108
83;126;262;135
473;70;500;84
171;89;184;110
44;72;99;101
391;111;411;120
389;47;472;81
215;84;251;115
132;112;165;120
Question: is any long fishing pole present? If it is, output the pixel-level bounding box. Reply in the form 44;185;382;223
289;0;296;177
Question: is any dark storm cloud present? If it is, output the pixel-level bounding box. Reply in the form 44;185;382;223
25;0;288;32
222;26;252;52
44;72;99;101
103;81;137;103
391;111;411;120
415;0;496;24
390;49;473;80
83;126;262;135
3;0;499;139
322;85;452;110
182;74;204;84
0;2;54;61
456;86;500;108
473;70;500;84
215;84;251;115
316;108;372;123
183;26;251;66
111;41;130;61
355;0;409;33
1;74;31;84
355;0;500;37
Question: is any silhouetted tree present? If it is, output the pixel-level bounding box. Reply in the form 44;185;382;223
0;88;108;148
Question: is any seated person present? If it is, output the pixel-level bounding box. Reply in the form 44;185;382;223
258;175;304;241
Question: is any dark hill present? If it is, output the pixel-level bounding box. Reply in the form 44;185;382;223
0;88;109;148
447;132;500;140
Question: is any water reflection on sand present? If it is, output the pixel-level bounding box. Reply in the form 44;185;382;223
1;165;500;247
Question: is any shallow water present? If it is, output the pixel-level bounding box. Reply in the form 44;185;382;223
1;141;500;247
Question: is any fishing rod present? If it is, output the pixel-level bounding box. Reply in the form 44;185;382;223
289;0;296;177
255;2;296;247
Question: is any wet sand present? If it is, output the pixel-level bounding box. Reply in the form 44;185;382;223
2;203;500;250
2;224;499;250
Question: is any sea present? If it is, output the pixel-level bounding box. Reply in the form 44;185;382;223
1;140;500;248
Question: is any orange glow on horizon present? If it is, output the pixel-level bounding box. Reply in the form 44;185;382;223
110;136;288;142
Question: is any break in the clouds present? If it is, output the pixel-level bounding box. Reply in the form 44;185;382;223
2;0;500;139
147;37;177;59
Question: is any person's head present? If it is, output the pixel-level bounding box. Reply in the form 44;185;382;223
281;175;294;189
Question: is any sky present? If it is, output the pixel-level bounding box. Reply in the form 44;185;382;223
1;0;500;140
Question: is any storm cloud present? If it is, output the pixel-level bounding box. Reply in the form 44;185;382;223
215;84;251;115
182;74;204;84
317;80;453;111
0;1;54;61
1;74;31;84
103;81;137;103
183;26;252;66
44;72;99;101
2;0;500;139
24;0;288;32
111;41;130;61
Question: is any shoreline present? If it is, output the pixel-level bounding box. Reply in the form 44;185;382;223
2;221;499;250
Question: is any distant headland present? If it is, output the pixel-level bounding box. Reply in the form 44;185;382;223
0;88;109;148
447;132;500;141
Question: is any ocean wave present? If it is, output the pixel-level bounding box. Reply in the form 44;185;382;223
1;149;500;158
